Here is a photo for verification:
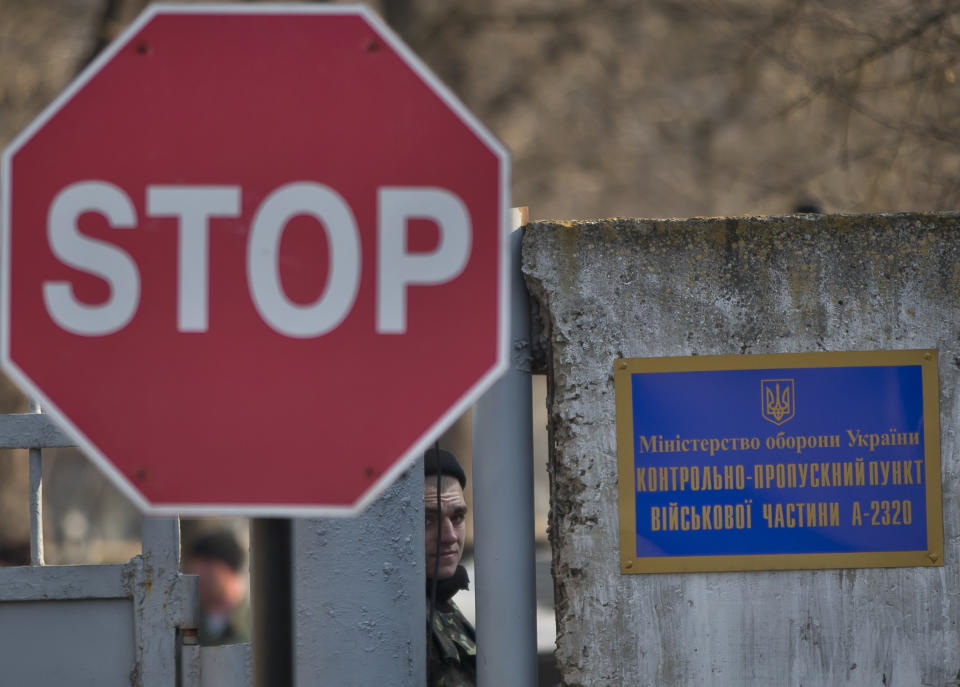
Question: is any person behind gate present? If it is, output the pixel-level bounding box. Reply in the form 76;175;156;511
424;447;476;686
185;529;250;646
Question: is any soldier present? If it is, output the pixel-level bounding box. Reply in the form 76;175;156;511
185;529;250;646
424;447;476;686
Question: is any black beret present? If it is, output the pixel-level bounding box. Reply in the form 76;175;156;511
190;530;244;572
423;447;466;488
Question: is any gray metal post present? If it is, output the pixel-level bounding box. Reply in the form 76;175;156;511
292;465;425;686
136;516;186;685
472;217;538;686
28;400;44;566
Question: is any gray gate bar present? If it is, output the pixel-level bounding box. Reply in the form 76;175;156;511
137;516;191;685
472;218;538;686
28;400;44;566
0;411;73;448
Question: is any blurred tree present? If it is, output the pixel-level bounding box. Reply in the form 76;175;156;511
384;0;960;217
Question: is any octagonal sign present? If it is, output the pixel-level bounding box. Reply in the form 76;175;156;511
1;4;509;516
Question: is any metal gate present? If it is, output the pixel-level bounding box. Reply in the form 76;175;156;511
0;403;250;686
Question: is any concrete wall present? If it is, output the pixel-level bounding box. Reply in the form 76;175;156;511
522;213;960;686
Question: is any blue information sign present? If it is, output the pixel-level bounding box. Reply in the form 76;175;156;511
615;350;943;573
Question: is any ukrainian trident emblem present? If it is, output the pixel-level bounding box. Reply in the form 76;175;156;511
761;378;795;425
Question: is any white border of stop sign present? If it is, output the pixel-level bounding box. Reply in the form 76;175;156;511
0;4;510;517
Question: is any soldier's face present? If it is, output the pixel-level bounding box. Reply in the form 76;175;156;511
424;475;467;580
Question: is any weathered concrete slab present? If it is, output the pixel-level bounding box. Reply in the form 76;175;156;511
522;213;960;686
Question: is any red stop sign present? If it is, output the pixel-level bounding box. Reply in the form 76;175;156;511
1;6;508;515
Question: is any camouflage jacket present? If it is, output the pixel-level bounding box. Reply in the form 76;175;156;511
426;597;476;687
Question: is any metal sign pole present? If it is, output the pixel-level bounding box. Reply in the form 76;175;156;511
472;211;538;686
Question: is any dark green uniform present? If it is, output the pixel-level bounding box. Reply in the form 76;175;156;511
197;596;251;646
427;596;476;686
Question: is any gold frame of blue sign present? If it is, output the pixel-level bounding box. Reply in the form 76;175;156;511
615;349;943;574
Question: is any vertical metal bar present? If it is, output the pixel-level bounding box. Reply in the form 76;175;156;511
137;517;182;685
180;629;201;687
252;518;292;687
472;211;538;686
28;400;44;566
